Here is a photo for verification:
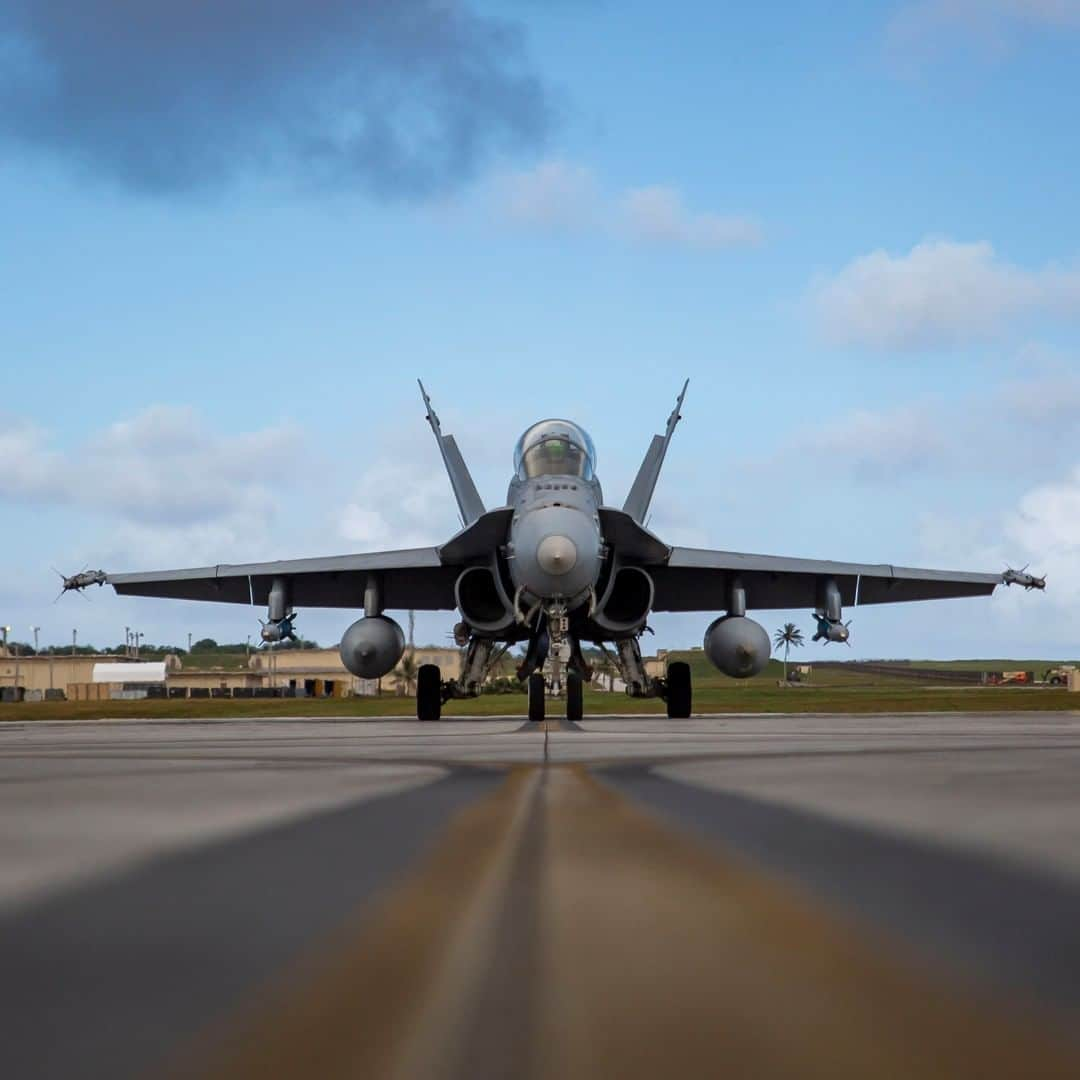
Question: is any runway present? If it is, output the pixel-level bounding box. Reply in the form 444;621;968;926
1;712;1078;1078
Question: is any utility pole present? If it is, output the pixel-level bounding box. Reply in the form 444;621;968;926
125;626;131;658
30;626;40;697
187;632;192;654
134;631;143;660
72;629;77;656
1;626;9;657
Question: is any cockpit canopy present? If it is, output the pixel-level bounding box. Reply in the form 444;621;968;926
514;419;596;480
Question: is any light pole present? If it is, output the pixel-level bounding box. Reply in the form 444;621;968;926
135;631;144;659
72;628;77;656
1;626;9;657
29;626;40;696
125;626;131;658
8;632;19;694
187;632;192;654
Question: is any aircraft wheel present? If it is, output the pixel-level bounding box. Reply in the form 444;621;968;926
666;661;691;719
527;673;545;722
566;672;584;723
417;664;442;722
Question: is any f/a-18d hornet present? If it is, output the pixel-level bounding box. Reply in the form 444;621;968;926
72;382;1044;721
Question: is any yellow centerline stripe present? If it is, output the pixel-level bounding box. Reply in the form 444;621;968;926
175;765;1080;1079
171;767;536;1080
539;767;1079;1078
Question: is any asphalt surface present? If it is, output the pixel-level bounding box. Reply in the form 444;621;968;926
0;712;1078;1078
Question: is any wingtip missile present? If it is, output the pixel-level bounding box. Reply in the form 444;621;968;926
1003;566;1047;591
55;569;107;598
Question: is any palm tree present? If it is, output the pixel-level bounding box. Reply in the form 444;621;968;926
398;651;418;696
773;623;805;683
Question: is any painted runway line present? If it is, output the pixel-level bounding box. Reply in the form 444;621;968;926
0;714;1077;1078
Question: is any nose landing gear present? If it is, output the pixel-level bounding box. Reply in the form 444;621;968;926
516;605;591;723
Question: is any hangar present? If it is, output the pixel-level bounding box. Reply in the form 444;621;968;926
0;645;464;701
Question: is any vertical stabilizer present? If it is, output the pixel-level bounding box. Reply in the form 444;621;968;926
622;379;688;524
418;381;486;527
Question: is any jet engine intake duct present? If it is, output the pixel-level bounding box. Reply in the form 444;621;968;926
593;565;654;634
704;615;770;679
340;615;405;679
455;565;515;635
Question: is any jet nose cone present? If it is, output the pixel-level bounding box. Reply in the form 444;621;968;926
536;534;578;576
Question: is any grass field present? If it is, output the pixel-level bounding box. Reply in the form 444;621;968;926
3;651;1075;722
0;688;1075;722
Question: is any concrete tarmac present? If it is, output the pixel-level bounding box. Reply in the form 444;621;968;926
0;712;1078;1078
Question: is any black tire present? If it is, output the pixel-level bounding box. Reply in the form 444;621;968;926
666;661;691;719
417;664;442;722
528;673;545;722
566;671;584;723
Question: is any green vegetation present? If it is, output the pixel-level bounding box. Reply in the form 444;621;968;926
0;684;1075;722
2;648;1075;722
772;623;805;682
4;646;1075;722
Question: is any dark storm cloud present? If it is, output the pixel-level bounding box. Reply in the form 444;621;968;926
0;1;552;196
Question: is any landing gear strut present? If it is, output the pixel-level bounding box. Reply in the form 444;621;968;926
606;634;692;718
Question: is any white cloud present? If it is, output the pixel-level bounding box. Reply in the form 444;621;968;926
791;404;950;482
0;406;302;530
917;463;1080;646
338;458;469;551
809;239;1080;349
888;1;1080;62
491;160;761;251
619;186;762;250
496;159;600;229
1007;466;1080;571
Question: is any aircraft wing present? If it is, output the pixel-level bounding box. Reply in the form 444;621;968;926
649;547;1003;612
108;548;460;611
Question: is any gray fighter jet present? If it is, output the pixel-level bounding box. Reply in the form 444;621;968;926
82;382;1044;721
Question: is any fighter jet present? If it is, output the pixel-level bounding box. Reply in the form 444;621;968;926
75;382;1044;721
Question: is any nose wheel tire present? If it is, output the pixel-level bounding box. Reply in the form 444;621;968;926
527;673;545;722
417;663;442;722
566;671;584;723
666;661;691;719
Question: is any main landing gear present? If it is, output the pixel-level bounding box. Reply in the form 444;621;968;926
417;664;442;723
416;635;509;721
609;634;693;719
664;661;691;719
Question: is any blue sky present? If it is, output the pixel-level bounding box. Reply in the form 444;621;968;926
1;1;1078;658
